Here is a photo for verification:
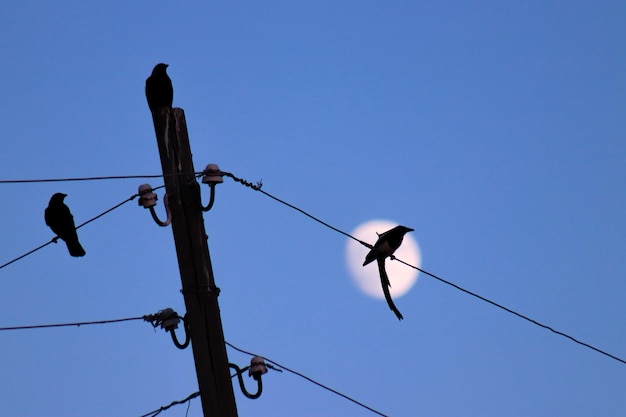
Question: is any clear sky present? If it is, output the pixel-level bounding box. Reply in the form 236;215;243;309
1;1;625;416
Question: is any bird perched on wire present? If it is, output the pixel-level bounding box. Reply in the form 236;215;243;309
363;225;414;320
45;193;86;257
145;63;173;113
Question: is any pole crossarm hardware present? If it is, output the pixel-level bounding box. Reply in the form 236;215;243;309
151;107;238;417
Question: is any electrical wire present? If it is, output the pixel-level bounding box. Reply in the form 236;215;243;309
185;398;192;417
0;240;56;271
1;314;386;415
220;171;373;248
3;170;623;366
226;341;388;417
0;316;146;331
390;256;626;365
139;392;200;417
0;173;203;184
258;188;374;248
0;311;201;417
0;186;164;271
225;174;626;367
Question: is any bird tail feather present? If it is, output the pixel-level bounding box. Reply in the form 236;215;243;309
66;241;86;257
377;258;403;320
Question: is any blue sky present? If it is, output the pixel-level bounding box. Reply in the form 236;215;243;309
1;1;625;416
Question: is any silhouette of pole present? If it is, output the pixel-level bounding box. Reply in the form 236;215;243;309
151;107;238;417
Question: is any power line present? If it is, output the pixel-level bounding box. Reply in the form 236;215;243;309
2;315;388;415
226;341;388;417
139;391;200;417
0;173;203;184
139;340;389;416
0;312;185;333
0;187;163;271
225;174;626;367
75;187;164;231
4;170;623;366
0;240;57;271
0;316;147;331
1;312;201;416
220;171;373;248
1;316;389;415
391;256;626;366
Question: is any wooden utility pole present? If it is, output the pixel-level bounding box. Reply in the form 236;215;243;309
151;108;238;417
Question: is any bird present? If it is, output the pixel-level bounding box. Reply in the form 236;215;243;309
363;225;414;320
45;193;86;257
145;63;173;113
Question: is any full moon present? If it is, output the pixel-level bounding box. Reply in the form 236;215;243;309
346;220;421;299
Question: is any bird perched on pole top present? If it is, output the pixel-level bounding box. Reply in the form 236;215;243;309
363;225;414;320
45;193;86;257
145;63;173;113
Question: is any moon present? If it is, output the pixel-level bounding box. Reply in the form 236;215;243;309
346;220;421;299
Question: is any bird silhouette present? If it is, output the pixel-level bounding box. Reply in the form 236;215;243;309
45;193;86;257
363;225;414;320
145;63;173;113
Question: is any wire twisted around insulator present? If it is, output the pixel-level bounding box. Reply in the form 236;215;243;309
221;171;263;190
143;309;190;350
